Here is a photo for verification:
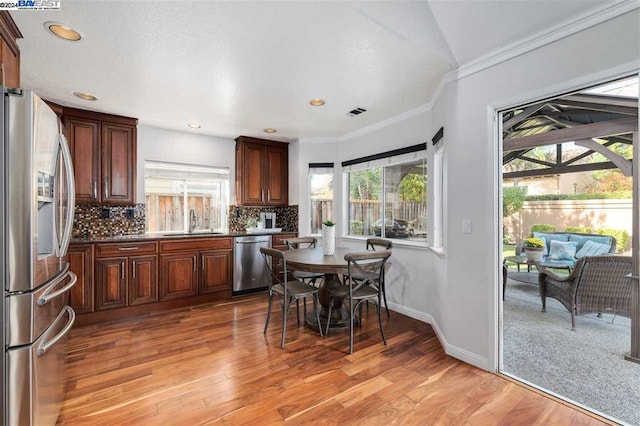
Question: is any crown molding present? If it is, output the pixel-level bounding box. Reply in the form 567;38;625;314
452;0;639;81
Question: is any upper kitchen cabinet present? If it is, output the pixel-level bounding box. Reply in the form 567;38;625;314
235;136;288;206
0;12;22;89
63;107;137;205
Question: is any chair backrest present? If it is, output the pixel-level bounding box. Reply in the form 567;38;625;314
575;255;632;305
285;237;317;250
366;238;393;251
344;250;392;292
260;246;288;288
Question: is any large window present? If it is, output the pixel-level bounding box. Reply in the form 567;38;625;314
345;148;427;243
309;164;333;234
145;161;229;234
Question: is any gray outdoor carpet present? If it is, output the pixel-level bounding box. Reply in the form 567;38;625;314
503;277;640;426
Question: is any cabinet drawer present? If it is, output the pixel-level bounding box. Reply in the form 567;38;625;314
95;241;157;258
272;233;297;247
160;237;232;253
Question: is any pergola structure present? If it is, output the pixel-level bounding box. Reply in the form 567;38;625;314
502;88;640;363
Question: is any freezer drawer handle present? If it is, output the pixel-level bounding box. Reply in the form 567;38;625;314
37;306;76;357
38;271;77;306
236;241;270;244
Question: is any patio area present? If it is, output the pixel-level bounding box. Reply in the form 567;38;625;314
502;275;640;425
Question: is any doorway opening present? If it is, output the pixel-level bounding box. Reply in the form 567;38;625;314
499;75;639;424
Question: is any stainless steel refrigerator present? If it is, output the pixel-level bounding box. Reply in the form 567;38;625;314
1;87;77;425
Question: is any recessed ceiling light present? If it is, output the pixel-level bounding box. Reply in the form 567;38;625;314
309;99;325;106
45;22;83;42
73;92;98;101
264;128;277;133
188;123;201;129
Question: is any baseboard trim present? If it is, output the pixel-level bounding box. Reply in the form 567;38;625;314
387;301;489;370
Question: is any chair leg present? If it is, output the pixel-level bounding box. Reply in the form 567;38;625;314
571;308;576;331
377;300;387;345
381;278;390;317
281;301;289;348
325;297;334;336
296;298;300;324
314;294;323;337
264;292;273;335
349;301;356;354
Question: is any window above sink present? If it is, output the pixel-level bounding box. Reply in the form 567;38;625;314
144;161;229;235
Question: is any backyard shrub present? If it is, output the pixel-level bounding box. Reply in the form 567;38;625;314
530;224;555;235
596;228;629;253
564;226;592;234
349;220;364;235
525;191;632;201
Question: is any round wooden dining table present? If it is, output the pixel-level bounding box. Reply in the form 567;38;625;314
282;246;354;333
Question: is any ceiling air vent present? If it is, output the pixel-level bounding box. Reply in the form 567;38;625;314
347;107;367;117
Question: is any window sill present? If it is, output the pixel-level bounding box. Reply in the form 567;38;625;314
339;235;430;250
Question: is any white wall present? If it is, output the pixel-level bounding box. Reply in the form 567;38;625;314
136;125;236;204
292;9;639;371
437;9;639;368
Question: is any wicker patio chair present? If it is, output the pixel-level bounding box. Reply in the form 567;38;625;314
538;255;632;331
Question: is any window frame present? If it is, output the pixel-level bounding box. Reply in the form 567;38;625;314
308;163;334;236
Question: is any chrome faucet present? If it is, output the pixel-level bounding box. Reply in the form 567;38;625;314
189;209;197;233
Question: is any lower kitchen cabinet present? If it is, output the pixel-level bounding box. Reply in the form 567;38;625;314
67;244;94;314
95;257;128;311
200;250;232;294
129;255;158;306
94;241;159;311
159;252;199;300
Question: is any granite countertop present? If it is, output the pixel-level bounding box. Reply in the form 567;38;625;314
70;230;298;244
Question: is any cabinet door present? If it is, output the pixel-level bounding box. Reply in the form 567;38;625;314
95;257;127;310
65;117;101;204
129;255;158;306
265;145;288;205
159;253;198;300
241;143;266;205
200;250;232;294
67;244;94;314
0;37;19;88
102;123;136;205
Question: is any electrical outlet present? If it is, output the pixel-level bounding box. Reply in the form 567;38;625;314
100;208;111;219
462;219;472;234
126;209;135;219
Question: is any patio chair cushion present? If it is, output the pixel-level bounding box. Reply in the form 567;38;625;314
575;240;611;258
568;234;612;252
533;232;569;256
549;240;578;261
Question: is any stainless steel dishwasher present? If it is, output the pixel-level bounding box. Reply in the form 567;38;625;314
233;235;272;295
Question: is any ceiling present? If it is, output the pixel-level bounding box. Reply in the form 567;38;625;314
11;0;615;141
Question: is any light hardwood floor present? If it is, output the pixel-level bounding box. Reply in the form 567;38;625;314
58;295;608;425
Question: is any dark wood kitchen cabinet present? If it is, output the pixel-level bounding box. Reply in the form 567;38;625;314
159;237;233;300
235;136;288;206
0;12;21;89
94;241;158;311
159;253;199;300
67;244;95;314
63;108;137;205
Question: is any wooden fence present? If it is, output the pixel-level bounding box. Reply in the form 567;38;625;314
146;194;222;232
310;199;426;235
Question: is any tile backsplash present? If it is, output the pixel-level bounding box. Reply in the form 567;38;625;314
228;205;298;234
72;204;146;238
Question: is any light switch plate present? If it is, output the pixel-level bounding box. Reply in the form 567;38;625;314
462;219;472;234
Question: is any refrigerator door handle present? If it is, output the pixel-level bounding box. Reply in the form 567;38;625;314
37;271;77;306
58;134;76;256
37;306;76;357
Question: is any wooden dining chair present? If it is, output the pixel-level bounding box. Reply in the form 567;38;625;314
325;250;391;353
285;237;325;319
354;238;393;317
260;247;323;348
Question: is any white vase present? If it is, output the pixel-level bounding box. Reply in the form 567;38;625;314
322;224;336;256
524;247;544;262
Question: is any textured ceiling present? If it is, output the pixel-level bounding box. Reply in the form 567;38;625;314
10;0;614;141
